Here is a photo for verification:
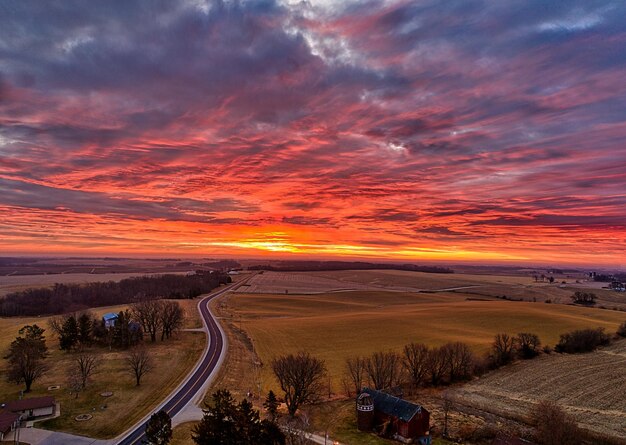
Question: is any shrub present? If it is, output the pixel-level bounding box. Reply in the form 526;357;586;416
555;328;610;353
532;400;579;445
542;345;552;355
617;321;626;338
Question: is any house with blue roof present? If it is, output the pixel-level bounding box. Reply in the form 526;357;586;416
102;312;118;328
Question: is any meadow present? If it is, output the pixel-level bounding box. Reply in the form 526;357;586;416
0;299;204;439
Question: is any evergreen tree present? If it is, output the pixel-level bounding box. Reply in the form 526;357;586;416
263;390;279;421
145;410;172;445
77;313;93;345
192;390;285;445
59;315;79;351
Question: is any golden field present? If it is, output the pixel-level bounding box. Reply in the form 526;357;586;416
228;289;625;393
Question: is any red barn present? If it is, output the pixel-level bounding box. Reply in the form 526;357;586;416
357;388;430;444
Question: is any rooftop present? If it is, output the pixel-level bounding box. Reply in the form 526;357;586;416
361;388;426;422
2;396;56;413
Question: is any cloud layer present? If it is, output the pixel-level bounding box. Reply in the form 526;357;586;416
1;0;625;266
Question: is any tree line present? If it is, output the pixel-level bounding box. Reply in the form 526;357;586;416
0;271;230;317
49;299;185;350
248;261;453;274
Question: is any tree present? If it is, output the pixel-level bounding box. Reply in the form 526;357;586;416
160;301;184;341
77;312;94;345
555;328;610;353
72;351;99;388
132;299;163;342
193;390;285;445
516;333;541;359
67;367;83;399
365;351;402;390
112;310;142;348
59;314;79;351
5;325;49;392
570;291;596;305
444;342;474;382
271;352;326;417
344;356;367;396
403;343;430;389
426;346;449;386
126;346;153;386
532;400;579;445
145;410;172;445
263;390;279;421
491;333;516;367
617;321;626;338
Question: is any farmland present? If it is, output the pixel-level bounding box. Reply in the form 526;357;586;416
0;272;164;296
236;269;626;309
452;339;626;440
226;288;625;394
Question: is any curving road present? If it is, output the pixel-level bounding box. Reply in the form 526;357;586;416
117;282;239;445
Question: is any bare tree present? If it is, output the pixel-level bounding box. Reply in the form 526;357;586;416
67;368;82;399
365;351;403;390
72;351;100;388
427;346;449;386
132;299;163;342
344;356;367;396
160;301;184;340
403;343;430;390
492;333;516;367
126;346;154;386
516;332;541;359
444;342;474;382
271;352;326;417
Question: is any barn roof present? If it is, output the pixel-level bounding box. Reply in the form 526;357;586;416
2;396;55;413
361;388;426;422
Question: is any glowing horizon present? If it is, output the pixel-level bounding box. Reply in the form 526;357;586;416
1;1;625;268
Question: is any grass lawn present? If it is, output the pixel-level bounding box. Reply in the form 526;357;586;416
0;302;205;439
229;290;625;393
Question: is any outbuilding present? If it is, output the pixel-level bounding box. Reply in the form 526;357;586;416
2;396;57;420
357;388;430;444
102;312;118;328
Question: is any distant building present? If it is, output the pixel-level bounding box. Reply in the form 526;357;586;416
0;412;20;441
610;281;625;292
1;396;56;420
102;312;118;328
356;388;430;444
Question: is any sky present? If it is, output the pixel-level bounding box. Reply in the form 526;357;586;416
1;0;625;267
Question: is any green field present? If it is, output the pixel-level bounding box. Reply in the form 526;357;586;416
229;290;625;393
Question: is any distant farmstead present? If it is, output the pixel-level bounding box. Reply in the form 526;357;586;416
102;312;118;328
357;388;431;444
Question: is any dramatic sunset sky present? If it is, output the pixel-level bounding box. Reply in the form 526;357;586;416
1;1;625;267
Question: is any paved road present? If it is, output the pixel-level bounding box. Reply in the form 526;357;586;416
117;282;238;445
